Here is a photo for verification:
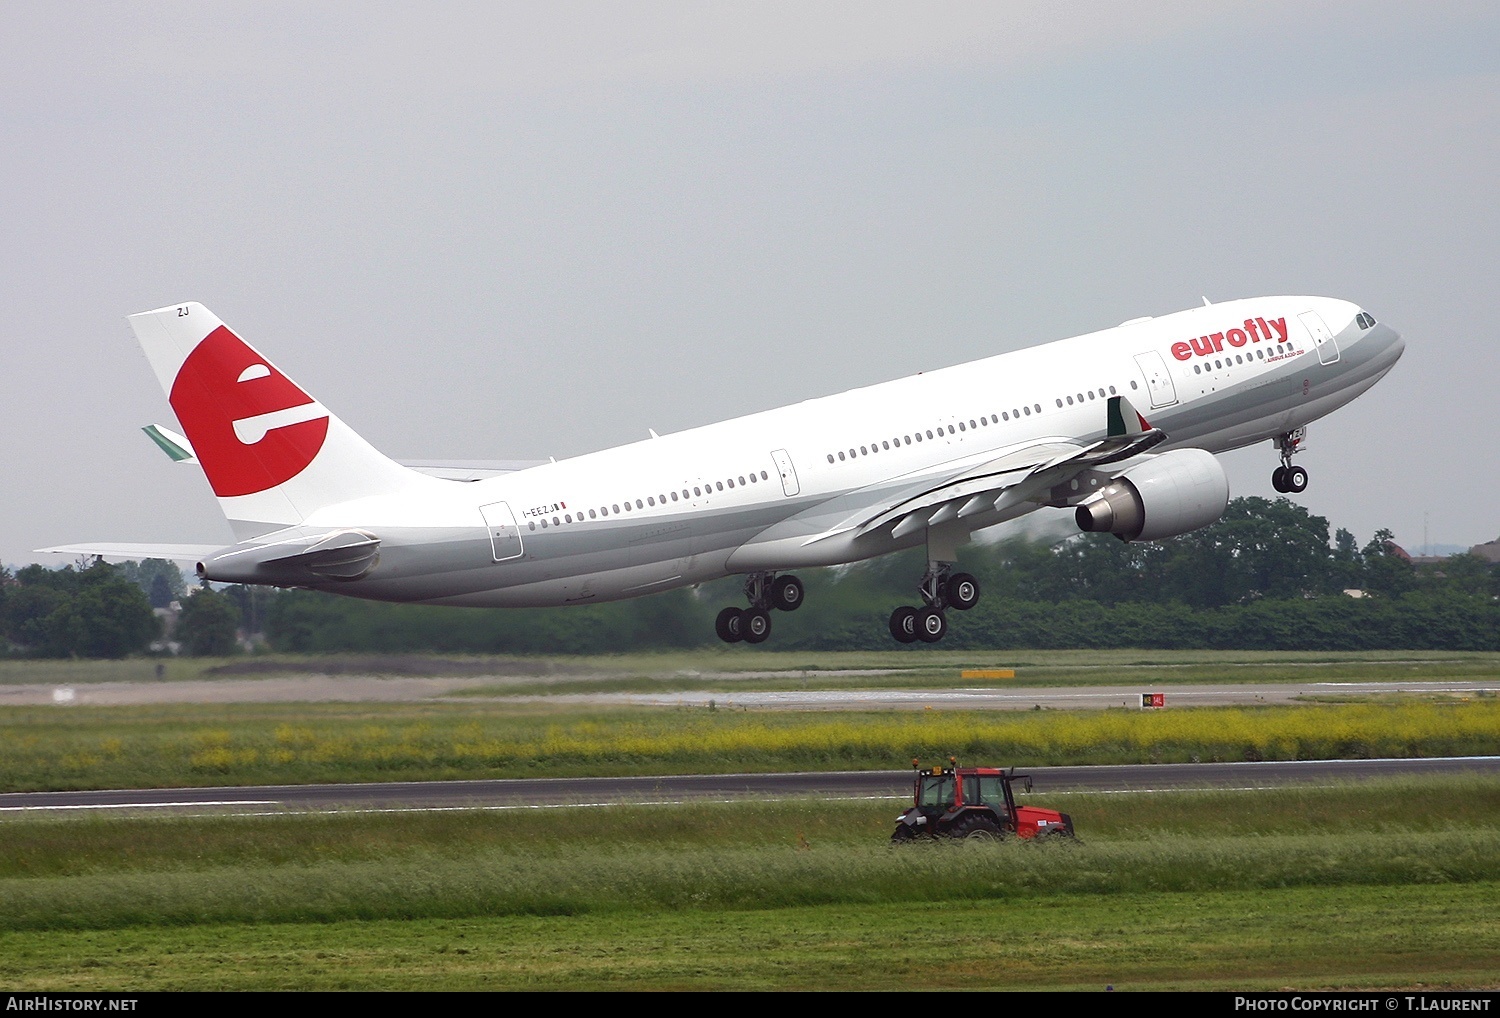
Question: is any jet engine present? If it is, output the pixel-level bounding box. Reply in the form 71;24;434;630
1074;448;1229;542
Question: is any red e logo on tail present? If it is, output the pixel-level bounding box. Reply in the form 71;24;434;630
170;326;329;497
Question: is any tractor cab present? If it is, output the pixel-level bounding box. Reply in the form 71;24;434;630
893;758;1074;842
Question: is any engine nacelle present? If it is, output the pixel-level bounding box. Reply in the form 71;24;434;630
1074;448;1229;542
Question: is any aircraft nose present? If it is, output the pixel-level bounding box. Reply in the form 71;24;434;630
1377;322;1404;360
1367;321;1404;371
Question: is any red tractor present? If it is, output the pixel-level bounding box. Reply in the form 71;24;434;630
891;759;1074;842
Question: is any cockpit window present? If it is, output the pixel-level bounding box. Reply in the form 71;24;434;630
1355;312;1377;330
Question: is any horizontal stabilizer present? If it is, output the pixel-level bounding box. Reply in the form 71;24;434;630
36;543;226;562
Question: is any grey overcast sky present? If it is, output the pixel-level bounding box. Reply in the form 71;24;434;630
3;1;1497;568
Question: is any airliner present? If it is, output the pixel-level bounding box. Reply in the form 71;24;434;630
44;296;1403;644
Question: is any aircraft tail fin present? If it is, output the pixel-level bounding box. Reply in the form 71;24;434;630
128;302;429;538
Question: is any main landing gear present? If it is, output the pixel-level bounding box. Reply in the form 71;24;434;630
1271;428;1308;494
715;572;804;644
888;563;980;644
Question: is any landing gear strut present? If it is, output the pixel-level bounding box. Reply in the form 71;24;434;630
715;572;804;645
1271;428;1308;493
888;562;979;644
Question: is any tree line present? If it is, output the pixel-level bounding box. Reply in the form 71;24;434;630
3;497;1496;657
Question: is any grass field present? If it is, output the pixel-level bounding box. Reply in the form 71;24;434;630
4;650;1497;989
4;698;1499;791
2;779;1498;989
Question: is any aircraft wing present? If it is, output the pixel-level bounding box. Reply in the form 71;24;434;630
812;395;1165;545
142;424;547;481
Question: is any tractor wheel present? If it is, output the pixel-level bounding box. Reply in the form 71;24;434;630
890;825;917;844
953;815;1003;842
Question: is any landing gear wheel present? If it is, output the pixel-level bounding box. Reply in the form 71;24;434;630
954;815;1003;842
1284;465;1308;493
889;606;919;644
715;607;744;643
945;573;980;611
770;574;804;612
1271;465;1288;493
742;608;772;644
916;607;948;643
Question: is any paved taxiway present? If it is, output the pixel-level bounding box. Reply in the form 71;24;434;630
4;757;1496;815
1;676;1494;708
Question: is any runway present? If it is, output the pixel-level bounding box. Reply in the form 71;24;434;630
4;756;1496;815
1;676;1494;708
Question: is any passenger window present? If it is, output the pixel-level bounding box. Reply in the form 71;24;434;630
647;498;654;507
926;430;934;439
727;478;735;488
860;446;868;455
553;517;560;526
761;471;768;480
528;521;536;531
694;487;702;496
589;509;597;519
565;514;572;523
540;519;548;528
715;482;723;492
738;476;746;485
1066;396;1073;405
670;492;678;501
1109;386;1116;395
947;425;955;434
1130;381;1138;390
882;441;890;450
969;420;976;429
828;454;835;463
1023;406;1030;415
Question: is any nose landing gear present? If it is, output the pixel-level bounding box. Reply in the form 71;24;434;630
715;572;805;644
1271;428;1308;493
888;563;979;644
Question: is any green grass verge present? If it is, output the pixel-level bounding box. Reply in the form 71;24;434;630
4;885;1497;991
4;699;1499;792
1;779;1498;989
4;649;1497;691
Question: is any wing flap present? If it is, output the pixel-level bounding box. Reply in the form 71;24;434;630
842;396;1168;542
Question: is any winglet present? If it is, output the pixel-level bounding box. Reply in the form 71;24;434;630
143;424;198;464
1106;395;1151;438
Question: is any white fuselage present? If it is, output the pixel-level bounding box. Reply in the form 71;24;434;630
244;295;1402;606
